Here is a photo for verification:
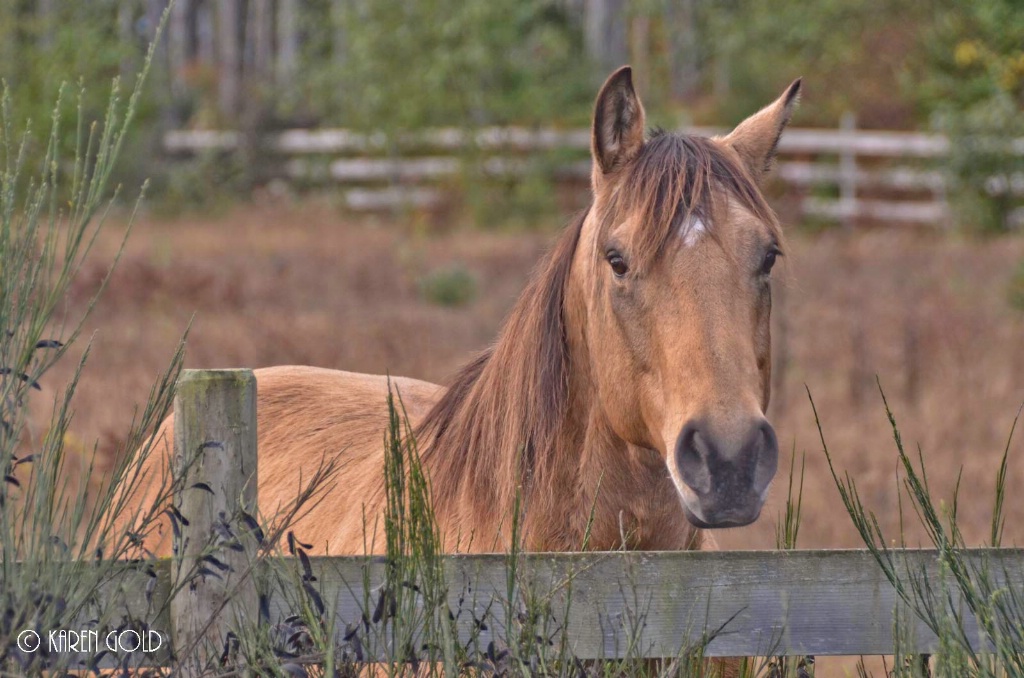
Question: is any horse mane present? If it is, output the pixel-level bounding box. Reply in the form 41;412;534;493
416;208;584;536
416;131;778;545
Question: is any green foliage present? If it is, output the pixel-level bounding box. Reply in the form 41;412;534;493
291;0;595;227
0;1;160;153
693;0;919;127
774;448;805;551
911;0;1024;233
419;264;478;308
304;0;592;132
0;13;186;673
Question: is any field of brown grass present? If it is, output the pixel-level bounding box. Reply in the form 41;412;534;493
32;197;1024;554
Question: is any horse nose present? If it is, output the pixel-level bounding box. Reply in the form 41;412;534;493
674;418;779;527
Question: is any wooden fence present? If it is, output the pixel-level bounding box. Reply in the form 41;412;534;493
63;369;1024;674
162;124;1024;227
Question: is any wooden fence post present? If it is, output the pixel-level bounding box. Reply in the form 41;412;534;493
171;369;258;676
840;111;858;231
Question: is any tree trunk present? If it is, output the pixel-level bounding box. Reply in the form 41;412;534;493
246;0;273;83
217;0;242;121
630;13;649;95
37;0;54;50
197;0;215;67
168;0;191;99
667;0;700;101
584;0;628;75
118;1;135;81
331;0;348;66
277;0;299;90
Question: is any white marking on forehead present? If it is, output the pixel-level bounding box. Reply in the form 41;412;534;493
681;216;707;247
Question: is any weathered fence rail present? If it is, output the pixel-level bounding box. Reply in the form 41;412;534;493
58;547;1024;671
163;126;1024;226
77;370;1024;672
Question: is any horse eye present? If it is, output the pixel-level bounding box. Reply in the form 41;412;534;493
607;253;629;277
761;248;780;275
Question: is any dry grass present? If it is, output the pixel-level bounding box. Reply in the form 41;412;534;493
31;196;1024;556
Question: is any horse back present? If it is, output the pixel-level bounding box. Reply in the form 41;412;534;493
120;365;443;556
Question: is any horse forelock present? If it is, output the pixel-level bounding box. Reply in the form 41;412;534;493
598;132;783;269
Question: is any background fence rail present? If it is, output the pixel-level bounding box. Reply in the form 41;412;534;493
162;126;1024;226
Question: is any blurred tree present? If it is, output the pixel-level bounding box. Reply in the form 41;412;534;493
0;1;146;132
910;0;1024;232
689;0;919;128
585;0;628;75
301;0;592;131
0;0;170;204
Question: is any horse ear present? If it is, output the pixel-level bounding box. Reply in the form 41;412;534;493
591;66;646;182
718;78;802;183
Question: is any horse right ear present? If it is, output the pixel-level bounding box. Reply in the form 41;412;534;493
717;78;802;183
591;66;646;185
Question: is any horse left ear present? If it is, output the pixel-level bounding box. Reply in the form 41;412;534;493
718;78;802;183
591;66;647;184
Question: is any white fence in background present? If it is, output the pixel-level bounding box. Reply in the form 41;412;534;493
163;124;1024;227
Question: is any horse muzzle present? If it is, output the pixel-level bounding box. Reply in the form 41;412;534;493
673;417;779;529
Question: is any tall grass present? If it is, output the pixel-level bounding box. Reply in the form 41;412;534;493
0;8;191;674
813;382;1024;678
0;13;344;673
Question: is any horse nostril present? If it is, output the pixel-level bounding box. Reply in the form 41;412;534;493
675;421;712;494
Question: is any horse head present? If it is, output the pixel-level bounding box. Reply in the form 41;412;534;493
573;67;801;529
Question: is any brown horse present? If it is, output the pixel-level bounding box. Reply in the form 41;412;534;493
130;66;800;558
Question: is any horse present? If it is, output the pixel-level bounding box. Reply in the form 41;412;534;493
125;66;800;560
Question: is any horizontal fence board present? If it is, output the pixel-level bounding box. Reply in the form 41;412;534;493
777;161;945;192
284;157;591;184
164;126;1024;158
290;549;1024;659
165;127;596;155
37;547;1021;667
803;198;950;224
342;187;444;210
775;129;949;157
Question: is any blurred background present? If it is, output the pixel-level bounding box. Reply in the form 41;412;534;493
2;0;1023;554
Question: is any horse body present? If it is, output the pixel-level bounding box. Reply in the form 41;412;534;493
137;362;696;555
129;66;800;560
